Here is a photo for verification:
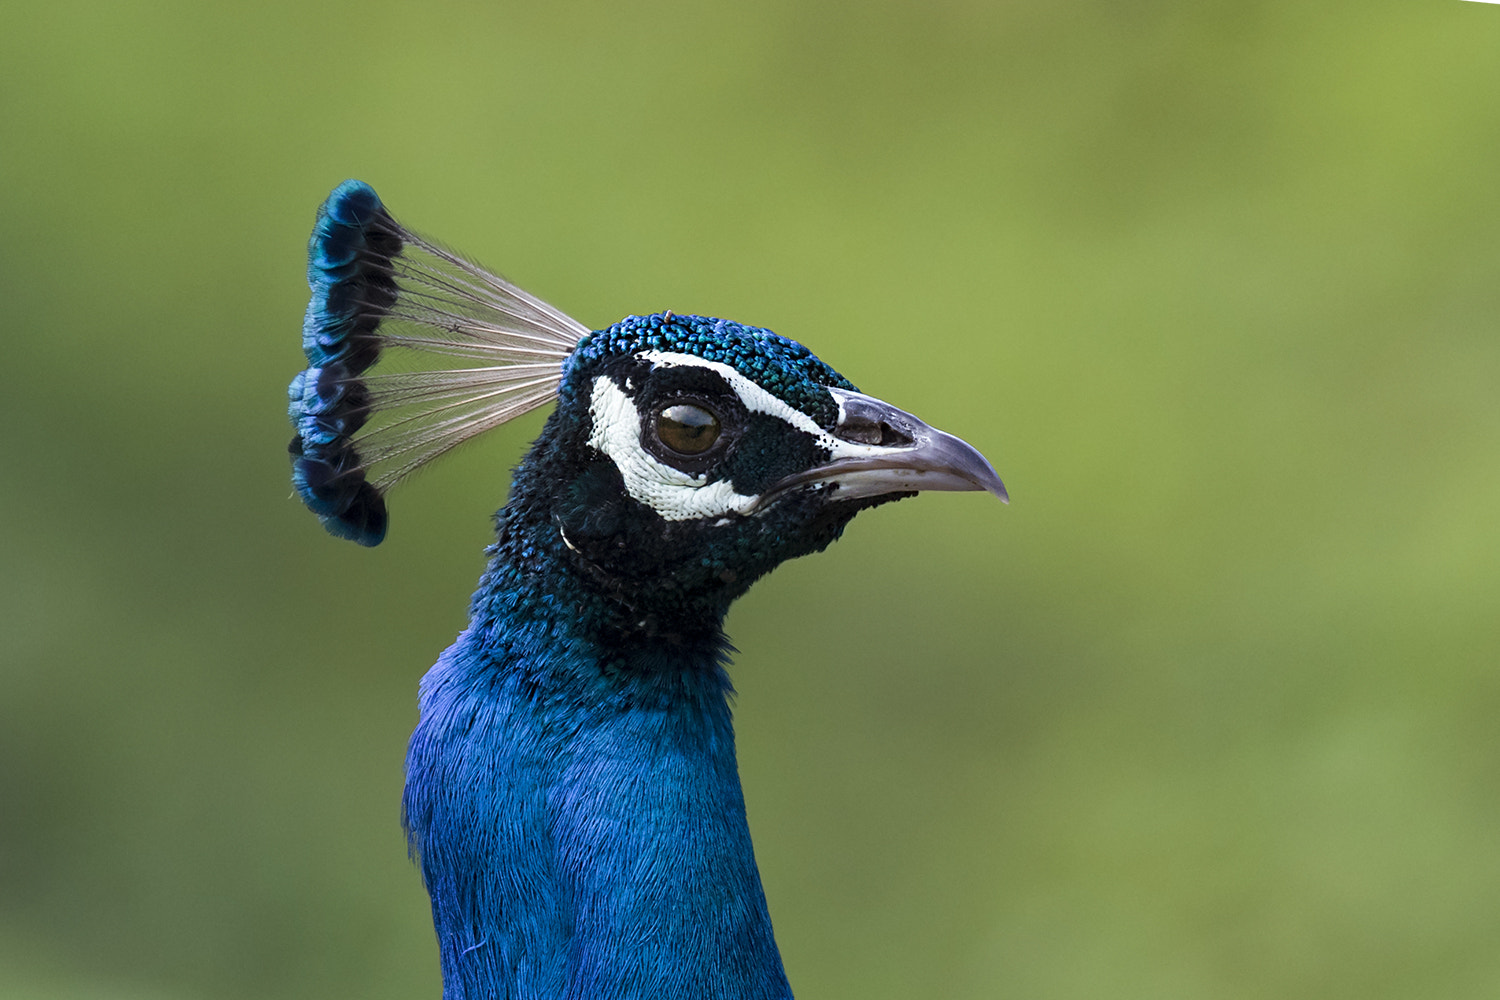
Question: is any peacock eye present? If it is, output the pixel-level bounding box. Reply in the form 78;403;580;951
655;403;721;455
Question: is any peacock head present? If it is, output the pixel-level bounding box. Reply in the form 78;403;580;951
507;313;1004;618
288;181;1005;622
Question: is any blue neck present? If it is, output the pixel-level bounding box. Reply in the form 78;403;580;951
403;543;793;999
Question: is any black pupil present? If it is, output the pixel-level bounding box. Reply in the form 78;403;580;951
656;404;721;455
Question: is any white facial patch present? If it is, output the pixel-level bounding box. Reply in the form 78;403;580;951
586;375;762;521
586;351;915;521
640;352;908;468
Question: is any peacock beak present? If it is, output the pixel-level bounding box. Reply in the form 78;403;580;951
760;387;1008;506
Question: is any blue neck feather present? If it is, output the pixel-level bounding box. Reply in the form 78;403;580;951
402;501;793;1000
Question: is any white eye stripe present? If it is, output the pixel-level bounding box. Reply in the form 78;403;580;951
586;376;760;521
638;351;901;464
638;351;827;440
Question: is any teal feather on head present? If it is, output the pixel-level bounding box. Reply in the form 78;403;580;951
567;313;856;424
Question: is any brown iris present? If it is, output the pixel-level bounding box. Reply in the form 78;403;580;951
655;403;721;455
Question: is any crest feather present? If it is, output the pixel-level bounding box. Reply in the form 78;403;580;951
287;180;587;545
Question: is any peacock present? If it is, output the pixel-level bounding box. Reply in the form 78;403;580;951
287;180;1007;1000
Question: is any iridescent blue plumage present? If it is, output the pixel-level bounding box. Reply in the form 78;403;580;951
568;314;854;423
301;179;399;371
288;180;586;546
288;180;401;544
287;181;1006;999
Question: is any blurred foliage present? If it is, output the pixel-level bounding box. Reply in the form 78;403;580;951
3;1;1499;998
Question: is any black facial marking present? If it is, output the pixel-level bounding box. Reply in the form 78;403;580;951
725;413;829;498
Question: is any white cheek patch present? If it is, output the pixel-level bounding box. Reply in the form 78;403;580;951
586;376;762;521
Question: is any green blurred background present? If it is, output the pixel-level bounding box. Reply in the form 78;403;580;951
3;1;1499;997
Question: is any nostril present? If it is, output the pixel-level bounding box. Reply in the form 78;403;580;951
838;416;885;445
835;414;916;448
876;420;913;447
835;416;914;447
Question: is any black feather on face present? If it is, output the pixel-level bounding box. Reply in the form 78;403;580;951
470;314;1005;640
